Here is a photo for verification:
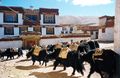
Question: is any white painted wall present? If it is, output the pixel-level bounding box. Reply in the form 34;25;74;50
42;27;46;35
0;13;3;24
14;27;19;36
28;27;33;31
0;13;23;25
91;31;97;40
54;27;62;35
18;14;23;25
55;15;59;25
0;40;22;49
98;28;114;41
99;17;107;26
0;37;90;49
40;37;90;46
0;27;4;38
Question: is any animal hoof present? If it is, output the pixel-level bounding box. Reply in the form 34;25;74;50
72;73;75;75
53;68;56;70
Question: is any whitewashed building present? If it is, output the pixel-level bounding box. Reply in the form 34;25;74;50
0;6;99;48
40;8;62;36
58;16;99;39
0;6;63;48
98;16;114;42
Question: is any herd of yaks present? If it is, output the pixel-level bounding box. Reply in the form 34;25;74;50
0;40;120;78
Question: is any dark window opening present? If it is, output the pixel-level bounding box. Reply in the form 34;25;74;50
102;28;105;33
19;27;28;34
91;31;93;35
46;27;54;35
4;27;14;35
43;14;55;24
4;13;18;23
33;27;41;33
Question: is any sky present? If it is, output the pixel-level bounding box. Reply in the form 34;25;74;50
0;0;115;16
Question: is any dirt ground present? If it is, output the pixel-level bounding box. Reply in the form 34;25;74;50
0;43;114;78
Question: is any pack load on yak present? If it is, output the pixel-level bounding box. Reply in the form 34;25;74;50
26;45;48;66
58;47;70;59
53;42;85;76
33;45;41;56
69;43;78;51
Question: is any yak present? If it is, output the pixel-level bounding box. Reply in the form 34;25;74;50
26;47;48;66
53;47;85;76
80;40;119;78
0;48;23;60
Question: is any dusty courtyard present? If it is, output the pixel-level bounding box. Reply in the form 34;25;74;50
0;43;114;78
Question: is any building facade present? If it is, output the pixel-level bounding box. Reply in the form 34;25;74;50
0;6;63;48
0;6;99;48
98;15;114;42
0;6;61;38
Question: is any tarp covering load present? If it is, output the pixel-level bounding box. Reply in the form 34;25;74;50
33;45;41;56
69;43;78;51
59;47;70;59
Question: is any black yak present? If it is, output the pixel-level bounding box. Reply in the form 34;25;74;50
0;48;23;60
53;46;85;76
80;40;119;78
26;46;48;66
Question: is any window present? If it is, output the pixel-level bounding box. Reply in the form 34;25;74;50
90;31;93;35
0;25;2;27
46;27;54;35
25;15;37;22
4;13;18;23
19;27;28;34
70;27;73;33
102;28;105;33
4;27;14;35
43;14;55;24
33;27;41;33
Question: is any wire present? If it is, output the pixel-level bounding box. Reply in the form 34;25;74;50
4;6;40;26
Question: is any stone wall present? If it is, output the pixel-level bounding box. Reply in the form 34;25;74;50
40;37;90;46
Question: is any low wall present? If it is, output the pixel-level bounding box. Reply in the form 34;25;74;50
0;40;22;49
40;37;90;46
0;36;90;49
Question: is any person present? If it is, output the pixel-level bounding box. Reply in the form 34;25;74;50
71;39;73;44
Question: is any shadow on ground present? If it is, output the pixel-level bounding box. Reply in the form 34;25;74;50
16;65;40;70
29;70;79;78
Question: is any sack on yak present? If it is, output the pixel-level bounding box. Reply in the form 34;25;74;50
92;48;103;60
94;48;103;56
33;45;41;56
59;47;69;59
69;43;78;51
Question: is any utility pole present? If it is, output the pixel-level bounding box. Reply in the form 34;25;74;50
114;0;120;77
